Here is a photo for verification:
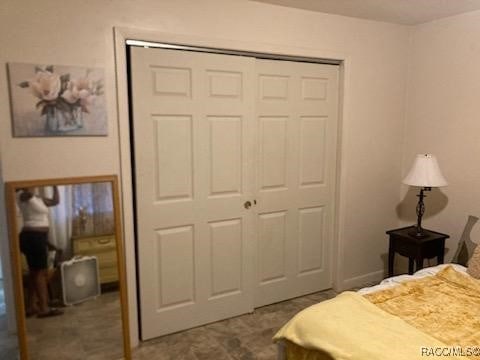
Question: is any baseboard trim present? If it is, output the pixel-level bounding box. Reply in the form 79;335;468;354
341;269;385;291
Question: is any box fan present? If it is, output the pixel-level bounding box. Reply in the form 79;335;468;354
60;256;101;305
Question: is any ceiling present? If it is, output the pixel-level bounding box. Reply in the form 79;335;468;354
250;0;480;25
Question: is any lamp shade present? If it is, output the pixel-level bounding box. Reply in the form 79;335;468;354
403;154;448;187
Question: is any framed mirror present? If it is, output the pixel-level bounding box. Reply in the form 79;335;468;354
5;175;131;360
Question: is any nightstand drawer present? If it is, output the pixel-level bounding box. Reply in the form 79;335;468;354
99;265;118;284
390;237;417;258
387;226;448;276
72;234;118;284
73;234;116;253
421;239;446;259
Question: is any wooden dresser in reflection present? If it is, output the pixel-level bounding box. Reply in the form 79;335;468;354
72;234;118;284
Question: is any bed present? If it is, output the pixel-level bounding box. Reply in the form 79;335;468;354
274;264;480;360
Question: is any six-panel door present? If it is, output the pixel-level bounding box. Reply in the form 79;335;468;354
255;59;339;307
130;46;339;339
130;47;256;339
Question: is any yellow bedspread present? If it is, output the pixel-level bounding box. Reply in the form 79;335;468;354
365;266;480;349
274;266;480;360
273;291;453;360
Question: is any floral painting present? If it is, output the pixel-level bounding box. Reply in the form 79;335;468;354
8;63;107;137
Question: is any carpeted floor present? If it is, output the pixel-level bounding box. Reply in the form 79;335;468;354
1;291;124;360
26;291;124;360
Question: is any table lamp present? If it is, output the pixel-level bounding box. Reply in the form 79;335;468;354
403;154;448;238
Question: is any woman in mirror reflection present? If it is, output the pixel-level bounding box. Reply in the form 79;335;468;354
18;186;64;318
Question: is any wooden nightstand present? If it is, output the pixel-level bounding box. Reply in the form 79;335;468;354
386;226;449;277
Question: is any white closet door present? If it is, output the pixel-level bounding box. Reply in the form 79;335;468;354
254;59;339;307
130;47;256;339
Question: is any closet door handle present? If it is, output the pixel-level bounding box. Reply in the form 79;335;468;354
244;201;252;209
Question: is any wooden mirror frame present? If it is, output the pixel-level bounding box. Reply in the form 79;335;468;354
5;175;131;360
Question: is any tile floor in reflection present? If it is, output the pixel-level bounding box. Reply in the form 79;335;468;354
1;291;123;360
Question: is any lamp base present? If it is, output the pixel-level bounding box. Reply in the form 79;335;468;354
410;187;432;239
408;228;430;239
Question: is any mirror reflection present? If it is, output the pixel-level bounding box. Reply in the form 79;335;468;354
12;181;126;359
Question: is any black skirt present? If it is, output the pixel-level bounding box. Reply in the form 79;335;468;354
19;230;48;270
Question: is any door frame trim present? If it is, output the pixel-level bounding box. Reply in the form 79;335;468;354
126;39;341;65
114;26;351;346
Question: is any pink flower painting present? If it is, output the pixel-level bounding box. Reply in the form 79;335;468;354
8;63;107;137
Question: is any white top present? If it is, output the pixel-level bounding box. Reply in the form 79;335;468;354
18;195;49;228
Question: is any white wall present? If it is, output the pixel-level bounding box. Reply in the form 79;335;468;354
402;10;480;259
0;0;410;344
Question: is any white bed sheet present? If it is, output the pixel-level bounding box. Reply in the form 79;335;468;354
357;263;467;295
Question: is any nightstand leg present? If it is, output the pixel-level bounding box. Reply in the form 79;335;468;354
437;239;445;265
408;259;414;275
415;256;424;272
437;253;444;265
388;248;394;277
